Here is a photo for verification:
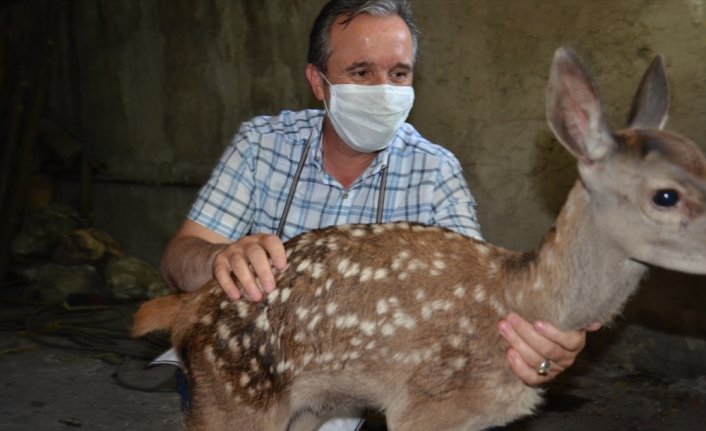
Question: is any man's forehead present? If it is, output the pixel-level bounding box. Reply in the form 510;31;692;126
327;13;414;66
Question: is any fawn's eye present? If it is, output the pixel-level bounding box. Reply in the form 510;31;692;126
652;189;680;208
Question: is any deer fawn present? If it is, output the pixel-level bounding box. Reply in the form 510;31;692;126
133;47;706;430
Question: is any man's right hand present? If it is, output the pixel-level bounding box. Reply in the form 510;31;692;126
160;220;287;301
212;233;287;301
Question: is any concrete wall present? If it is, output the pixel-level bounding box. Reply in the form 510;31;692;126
47;0;706;332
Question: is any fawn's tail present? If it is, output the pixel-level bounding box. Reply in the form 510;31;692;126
131;294;191;337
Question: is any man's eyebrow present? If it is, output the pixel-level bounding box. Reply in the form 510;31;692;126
344;61;375;72
344;61;414;72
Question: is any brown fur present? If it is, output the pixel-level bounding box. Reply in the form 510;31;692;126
133;48;706;430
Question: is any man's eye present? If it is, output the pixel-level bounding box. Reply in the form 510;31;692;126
352;70;370;78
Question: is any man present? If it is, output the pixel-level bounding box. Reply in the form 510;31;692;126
160;0;598;429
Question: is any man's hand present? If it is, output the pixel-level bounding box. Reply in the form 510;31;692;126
213;233;287;301
499;313;601;386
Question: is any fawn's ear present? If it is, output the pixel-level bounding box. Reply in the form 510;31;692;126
626;54;669;130
546;47;615;164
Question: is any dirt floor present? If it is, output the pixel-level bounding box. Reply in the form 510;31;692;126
1;302;705;431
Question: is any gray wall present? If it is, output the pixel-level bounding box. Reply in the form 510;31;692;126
48;0;706;332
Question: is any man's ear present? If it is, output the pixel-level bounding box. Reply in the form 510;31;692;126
306;64;326;101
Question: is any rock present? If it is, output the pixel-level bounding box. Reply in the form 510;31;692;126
105;256;170;300
10;204;81;262
52;228;125;265
35;263;99;302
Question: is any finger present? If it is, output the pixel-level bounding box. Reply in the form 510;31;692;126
506;348;556;387
534;320;586;352
213;261;241;300
231;256;263;302
585;322;602;332
499;318;556;375
245;244;277;294
262;235;287;270
511;314;582;368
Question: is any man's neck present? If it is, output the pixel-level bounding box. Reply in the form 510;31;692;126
321;120;377;189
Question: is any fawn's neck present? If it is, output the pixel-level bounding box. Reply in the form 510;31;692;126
505;181;648;330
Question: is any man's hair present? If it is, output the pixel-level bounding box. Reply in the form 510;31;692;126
307;0;419;73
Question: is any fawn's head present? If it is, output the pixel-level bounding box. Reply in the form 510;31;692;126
546;47;706;275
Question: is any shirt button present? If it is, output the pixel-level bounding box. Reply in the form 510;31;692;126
342;192;349;200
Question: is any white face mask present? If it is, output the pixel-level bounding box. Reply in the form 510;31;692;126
322;75;415;153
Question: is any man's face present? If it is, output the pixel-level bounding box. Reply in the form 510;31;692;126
324;14;414;87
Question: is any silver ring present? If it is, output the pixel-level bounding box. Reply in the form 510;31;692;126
536;358;551;376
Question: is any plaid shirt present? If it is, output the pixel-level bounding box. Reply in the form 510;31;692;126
189;109;482;242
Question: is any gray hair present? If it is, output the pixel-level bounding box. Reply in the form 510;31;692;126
307;0;420;73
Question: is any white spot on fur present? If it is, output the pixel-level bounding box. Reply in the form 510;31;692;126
228;338;240;353
336;314;360;329
381;323;396;336
343;262;361;278
200;313;214;326
473;285;486;302
325;279;334;291
360;267;374;282
421;300;453;320
296;306;310;321
487;261;498;277
360;320;376;336
337;258;351;275
255;311;271;331
489;296;507;316
325;303;338;316
398;272;409;280
448;334;463;349
407;259;427;271
308;313;322;331
365;340;376;350
280;287;292;302
432;260;446;270
239;373;251;387
459;316;475;335
372;225;386;235
217;323;231;340
454;285;467;298
452;357;467;370
374;268;388;280
391;250;410;270
350;228;366;237
236;301;250;318
242;334;251;349
415;289;426;301
392;310;416;329
204;346;216;363
267;288;281;303
296;259;312;273
311;263;325;279
376;299;389;315
532;277;544;291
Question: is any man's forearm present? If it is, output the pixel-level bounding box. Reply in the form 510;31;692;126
160;236;226;292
